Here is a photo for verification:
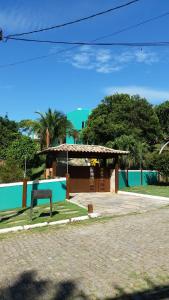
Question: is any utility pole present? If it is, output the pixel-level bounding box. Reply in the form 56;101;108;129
22;156;27;208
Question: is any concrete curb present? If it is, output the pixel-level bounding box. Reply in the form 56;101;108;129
68;199;87;210
118;191;169;201
0;213;100;235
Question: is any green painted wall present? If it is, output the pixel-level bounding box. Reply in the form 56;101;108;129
119;170;158;189
142;171;158;185
128;171;141;186
119;170;128;189
66;108;91;144
0;185;23;211
0;179;66;211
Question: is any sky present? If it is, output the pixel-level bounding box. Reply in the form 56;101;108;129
1;0;169;121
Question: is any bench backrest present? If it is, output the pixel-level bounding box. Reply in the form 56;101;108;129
31;189;52;200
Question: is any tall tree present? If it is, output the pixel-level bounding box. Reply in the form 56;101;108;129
82;94;162;147
0;115;20;159
155;100;169;138
0;160;23;183
72;129;80;144
6;135;40;169
108;135;138;168
146;151;169;180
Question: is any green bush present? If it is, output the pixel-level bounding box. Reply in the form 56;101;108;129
146;151;169;179
0;160;23;183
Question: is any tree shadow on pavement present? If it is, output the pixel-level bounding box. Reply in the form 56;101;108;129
106;281;169;300
52;280;88;300
1;271;169;300
0;271;48;300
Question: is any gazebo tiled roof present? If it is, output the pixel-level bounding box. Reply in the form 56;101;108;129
40;144;129;155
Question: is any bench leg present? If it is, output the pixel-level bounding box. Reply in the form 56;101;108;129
50;197;52;217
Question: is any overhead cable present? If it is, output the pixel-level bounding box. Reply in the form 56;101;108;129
7;37;169;47
5;0;140;38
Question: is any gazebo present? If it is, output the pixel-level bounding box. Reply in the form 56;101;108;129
40;144;128;195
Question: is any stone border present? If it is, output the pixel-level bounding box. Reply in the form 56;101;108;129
0;213;100;234
118;191;169;201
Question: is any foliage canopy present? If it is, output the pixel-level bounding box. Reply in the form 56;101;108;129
82;94;162;147
0;115;20;159
155;100;169;138
19;108;73;148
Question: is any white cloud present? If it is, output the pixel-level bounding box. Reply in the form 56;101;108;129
73;52;91;65
97;65;122;74
104;85;169;103
96;49;112;63
115;50;158;65
115;51;133;63
135;50;158;64
63;47;159;74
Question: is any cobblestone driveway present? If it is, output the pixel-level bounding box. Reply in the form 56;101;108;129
0;208;169;299
71;192;169;216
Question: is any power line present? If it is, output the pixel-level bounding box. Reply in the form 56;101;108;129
5;0;140;38
93;11;169;42
7;37;169;47
0;44;84;69
0;48;72;68
1;10;169;68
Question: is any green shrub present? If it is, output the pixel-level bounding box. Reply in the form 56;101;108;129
0;160;23;183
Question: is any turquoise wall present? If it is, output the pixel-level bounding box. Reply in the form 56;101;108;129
128;171;141;187
119;170;158;189
0;179;66;211
0;184;23;211
119;170;128;189
66;108;91;144
142;171;158;185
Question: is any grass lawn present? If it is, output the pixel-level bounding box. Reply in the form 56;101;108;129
121;185;169;197
0;201;87;229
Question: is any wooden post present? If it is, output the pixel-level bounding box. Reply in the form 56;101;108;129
126;168;129;187
115;156;119;193
52;160;57;178
66;173;70;200
88;204;93;213
158;170;160;183
140;168;143;185
103;158;107;167
22;178;27;208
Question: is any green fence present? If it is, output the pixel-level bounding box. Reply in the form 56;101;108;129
0;178;66;211
119;170;158;189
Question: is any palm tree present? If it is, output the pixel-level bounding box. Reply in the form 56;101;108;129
137;141;148;169
19;108;73;149
72;129;80;144
108;135;140;169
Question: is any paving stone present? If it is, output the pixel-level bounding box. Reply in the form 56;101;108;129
0;206;169;299
71;192;169;216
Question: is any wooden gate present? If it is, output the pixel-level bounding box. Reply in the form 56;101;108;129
69;166;110;193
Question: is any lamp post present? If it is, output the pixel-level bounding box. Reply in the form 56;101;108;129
24;156;27;178
22;156;27;208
